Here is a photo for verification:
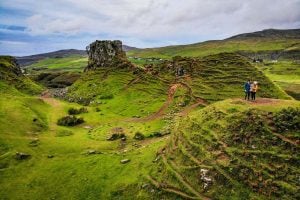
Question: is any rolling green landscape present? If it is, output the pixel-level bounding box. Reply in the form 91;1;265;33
1;29;300;199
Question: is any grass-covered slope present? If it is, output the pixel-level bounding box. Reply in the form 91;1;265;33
127;29;300;59
149;99;300;199
25;55;87;73
0;56;43;94
67;53;289;109
258;60;300;100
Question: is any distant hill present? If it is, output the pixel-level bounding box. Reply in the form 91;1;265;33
227;28;300;40
127;28;300;60
122;45;140;52
17;49;86;66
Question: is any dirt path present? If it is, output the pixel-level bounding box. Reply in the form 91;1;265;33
39;90;64;131
234;98;283;105
40;90;61;108
128;83;181;122
179;99;206;116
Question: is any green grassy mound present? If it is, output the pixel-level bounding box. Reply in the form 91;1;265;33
0;56;43;95
149;99;300;199
67;53;289;110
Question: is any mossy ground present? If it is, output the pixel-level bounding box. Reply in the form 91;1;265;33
149;99;300;200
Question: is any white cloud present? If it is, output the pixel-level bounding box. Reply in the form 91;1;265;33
1;0;300;52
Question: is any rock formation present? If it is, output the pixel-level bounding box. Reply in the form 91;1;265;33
84;40;131;71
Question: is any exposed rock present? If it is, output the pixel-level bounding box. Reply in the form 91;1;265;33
120;159;131;164
85;40;133;71
15;152;31;160
200;169;212;190
47;155;54;158
86;150;102;155
29;138;39;147
107;127;125;141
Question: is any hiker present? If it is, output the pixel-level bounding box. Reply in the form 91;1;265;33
244;80;251;100
251;81;258;100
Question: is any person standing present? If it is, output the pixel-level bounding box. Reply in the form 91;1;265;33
244;80;251;100
251;81;258;100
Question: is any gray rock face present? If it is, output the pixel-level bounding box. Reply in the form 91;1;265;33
85;40;127;71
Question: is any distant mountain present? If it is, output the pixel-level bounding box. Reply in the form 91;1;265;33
127;28;300;60
227;28;300;40
122;45;140;52
17;49;86;66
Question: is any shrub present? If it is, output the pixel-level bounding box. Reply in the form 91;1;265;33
57;115;84;126
133;132;145;140
68;107;88;115
273;107;300;133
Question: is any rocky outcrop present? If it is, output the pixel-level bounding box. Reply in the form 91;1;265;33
85;40;132;71
0;56;22;80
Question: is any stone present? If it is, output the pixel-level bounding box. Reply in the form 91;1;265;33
85;40;132;71
15;152;31;160
87;150;102;155
107;127;125;141
29;138;39;147
120;159;131;164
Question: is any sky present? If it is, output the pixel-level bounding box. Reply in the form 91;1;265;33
0;0;299;56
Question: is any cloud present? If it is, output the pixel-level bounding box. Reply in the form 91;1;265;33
0;0;300;55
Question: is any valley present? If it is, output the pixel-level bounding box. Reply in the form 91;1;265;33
0;29;299;199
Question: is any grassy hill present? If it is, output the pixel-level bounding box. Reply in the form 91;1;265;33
257;60;300;100
67;53;289;107
0;56;168;199
0;29;298;200
149;99;300;199
127;29;300;59
0;56;43;94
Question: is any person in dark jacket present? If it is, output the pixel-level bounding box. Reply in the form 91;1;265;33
244;80;251;100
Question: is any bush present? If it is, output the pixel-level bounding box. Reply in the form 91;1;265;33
133;132;145;140
68;107;88;115
273;107;300;133
57;115;84;126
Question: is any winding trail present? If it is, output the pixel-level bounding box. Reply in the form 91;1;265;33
128;83;181;122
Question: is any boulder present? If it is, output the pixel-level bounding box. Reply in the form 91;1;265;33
120;159;131;164
86;150;102;155
15;152;31;160
107;127;125;141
